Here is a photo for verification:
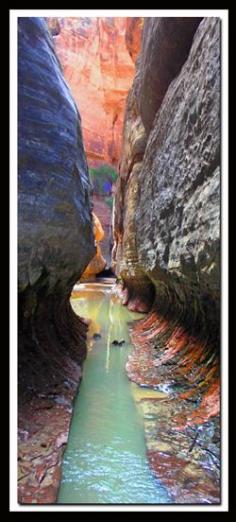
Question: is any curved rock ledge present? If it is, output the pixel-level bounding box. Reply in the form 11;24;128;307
126;309;220;503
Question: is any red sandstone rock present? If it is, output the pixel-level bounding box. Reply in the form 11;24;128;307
47;17;142;167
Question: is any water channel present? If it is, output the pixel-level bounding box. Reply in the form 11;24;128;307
57;282;172;504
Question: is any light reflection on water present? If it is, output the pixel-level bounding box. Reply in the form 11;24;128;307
57;284;172;504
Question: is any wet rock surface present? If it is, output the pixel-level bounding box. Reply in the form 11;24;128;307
17;15;221;505
127;312;220;503
111;339;126;346
18;18;95;503
114;17;221;503
93;333;102;340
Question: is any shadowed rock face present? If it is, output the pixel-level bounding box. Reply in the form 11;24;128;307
114;17;220;503
136;18;220;339
18;17;95;394
114;14;220;419
138;17;202;134
114;17;220;336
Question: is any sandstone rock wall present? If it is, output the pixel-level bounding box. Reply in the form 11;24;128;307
47;17;141;168
18;17;95;393
114;17;220;338
18;17;97;503
113;17;221;502
46;16;142;268
114;16;220;418
138;17;202;134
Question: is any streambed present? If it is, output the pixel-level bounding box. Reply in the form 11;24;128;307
57;283;171;504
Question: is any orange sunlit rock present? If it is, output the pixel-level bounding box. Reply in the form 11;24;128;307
81;213;106;279
93;212;105;242
47;17;142;167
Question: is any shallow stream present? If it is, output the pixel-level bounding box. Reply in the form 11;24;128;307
57;283;172;504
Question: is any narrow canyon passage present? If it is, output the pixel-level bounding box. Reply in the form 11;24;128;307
57;283;171;504
16;15;222;507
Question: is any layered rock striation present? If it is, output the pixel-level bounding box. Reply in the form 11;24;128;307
113;17;220;502
47;17;142;168
46;17;143;268
114;16;220;337
18;17;95;502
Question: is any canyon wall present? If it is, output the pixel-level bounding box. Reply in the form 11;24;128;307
114;17;220;502
47;17;141;168
18;16;95;391
114;16;220;336
18;17;95;502
46;17;142;268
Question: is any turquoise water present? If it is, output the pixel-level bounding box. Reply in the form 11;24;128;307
57;283;172;504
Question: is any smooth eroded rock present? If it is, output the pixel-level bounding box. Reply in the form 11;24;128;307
136;17;220;335
18;16;95;392
114;17;220;337
18;17;96;504
138;17;202;134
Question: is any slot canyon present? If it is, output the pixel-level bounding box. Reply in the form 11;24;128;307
17;15;221;506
